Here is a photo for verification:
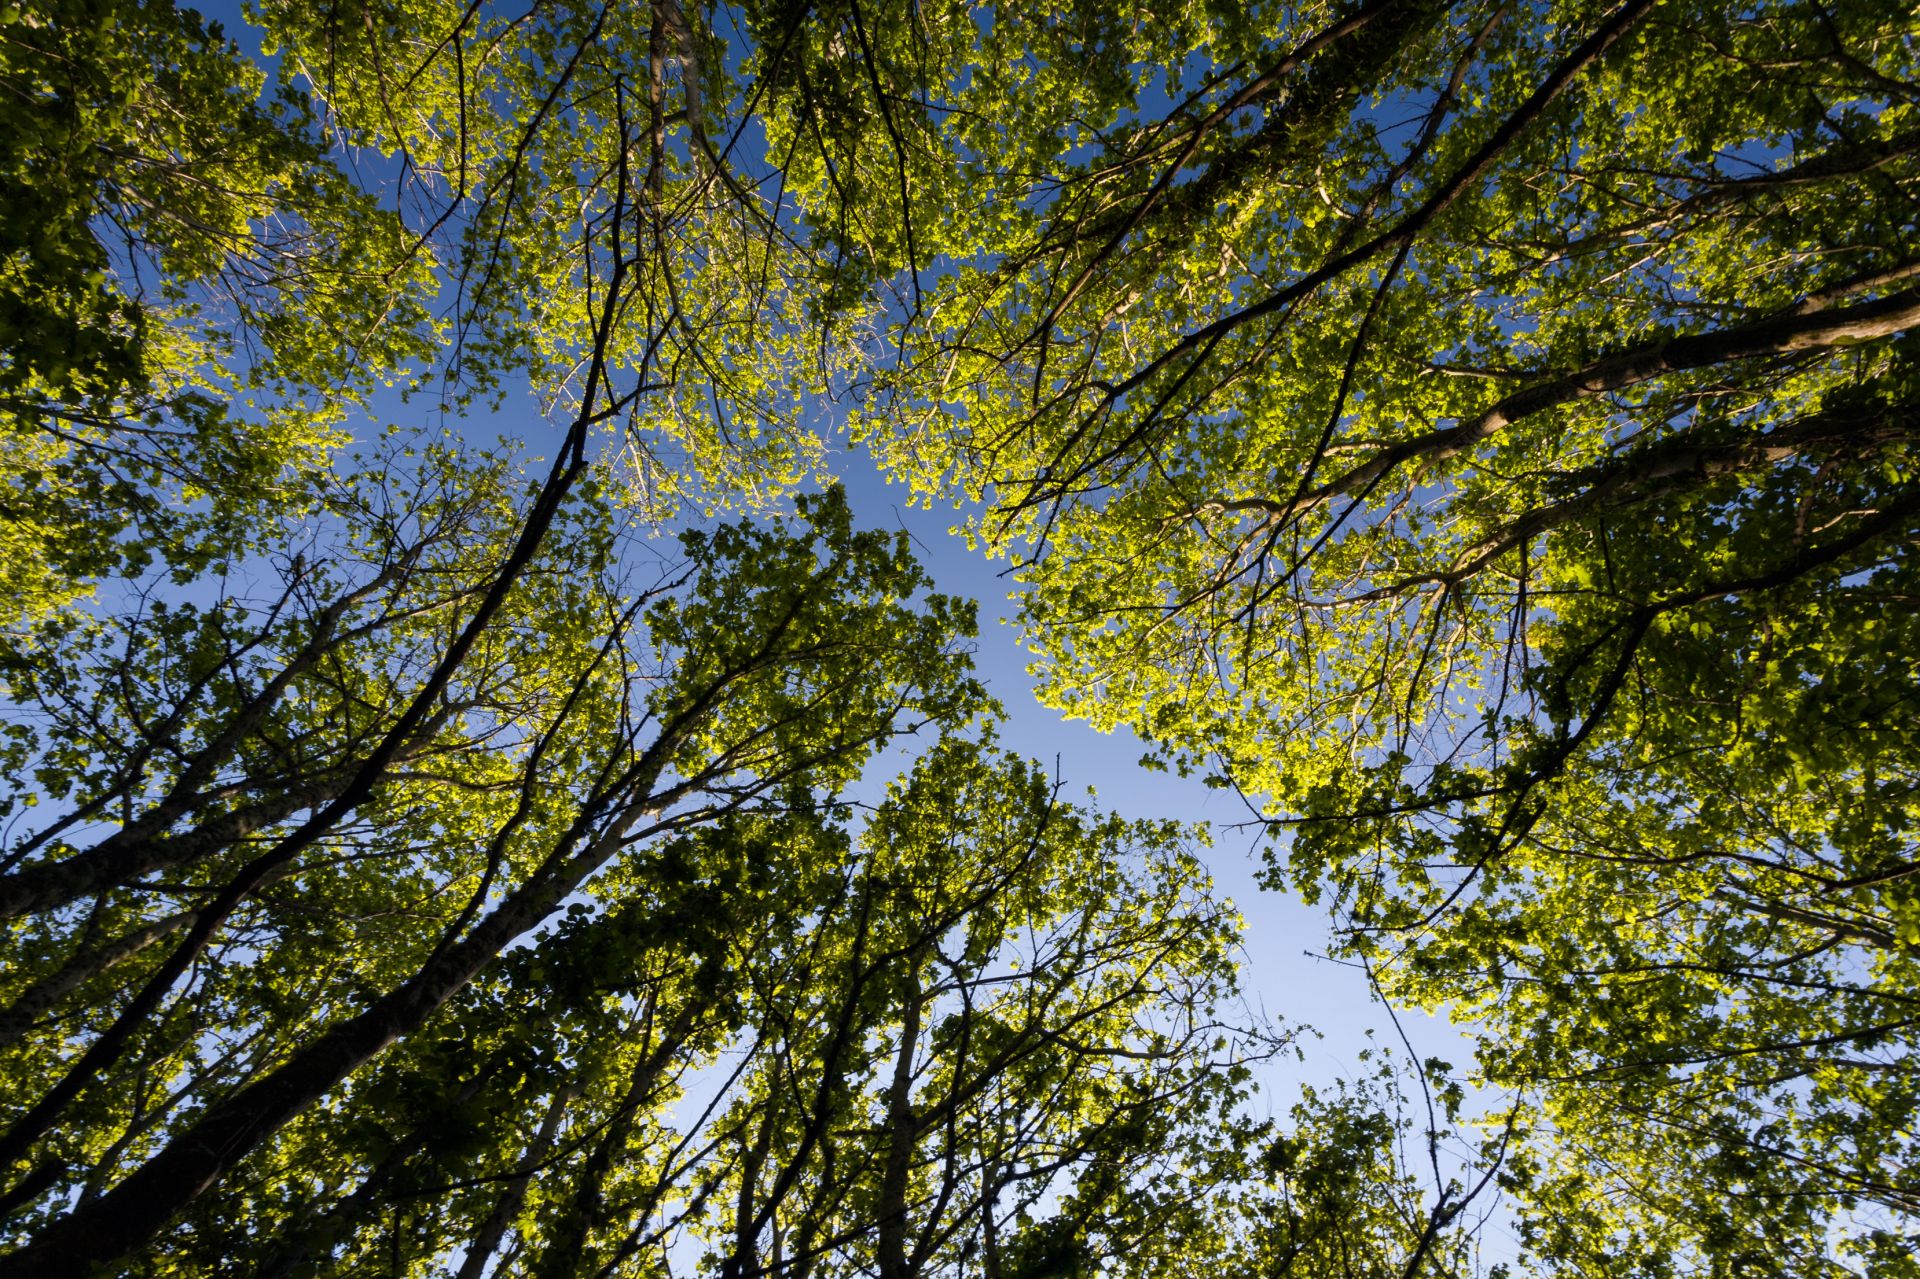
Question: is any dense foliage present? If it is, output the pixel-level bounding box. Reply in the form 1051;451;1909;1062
0;0;1494;1276
760;0;1919;1270
3;0;1915;1274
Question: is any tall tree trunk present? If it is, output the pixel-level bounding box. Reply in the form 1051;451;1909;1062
877;962;924;1279
454;1085;576;1279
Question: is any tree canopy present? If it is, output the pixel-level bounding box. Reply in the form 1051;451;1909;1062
766;0;1919;1269
2;0;1917;1274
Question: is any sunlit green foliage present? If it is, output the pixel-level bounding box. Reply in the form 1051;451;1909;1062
0;0;437;645
0;460;988;1269
1;5;1489;1273
755;0;1920;1269
249;0;855;512
10;0;1915;1273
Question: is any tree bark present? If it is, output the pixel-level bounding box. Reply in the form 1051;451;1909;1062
1288;285;1920;523
454;1085;576;1279
0;911;191;1049
877;962;924;1279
